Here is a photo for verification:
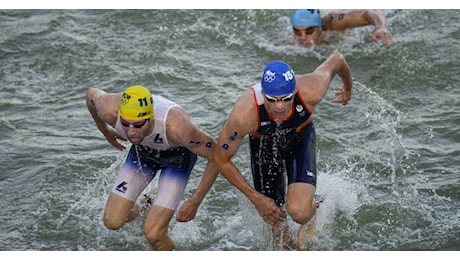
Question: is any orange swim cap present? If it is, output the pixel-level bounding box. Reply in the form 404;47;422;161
119;85;154;120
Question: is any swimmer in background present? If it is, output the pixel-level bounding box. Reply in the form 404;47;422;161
86;85;219;250
291;9;393;48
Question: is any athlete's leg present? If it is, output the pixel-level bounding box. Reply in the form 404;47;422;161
104;148;156;229
144;205;175;250
104;170;153;229
249;135;286;206
285;183;316;224
297;201;317;250
249;135;293;249
104;193;137;229
271;216;295;250
285;123;318;249
144;166;192;250
286;183;317;250
285;122;317;224
132;186;158;216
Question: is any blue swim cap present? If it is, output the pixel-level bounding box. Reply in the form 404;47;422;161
291;9;322;27
261;61;296;96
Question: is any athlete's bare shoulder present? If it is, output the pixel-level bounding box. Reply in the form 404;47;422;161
226;88;259;135
86;87;122;123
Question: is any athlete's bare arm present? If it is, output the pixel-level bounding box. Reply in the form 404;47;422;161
86;87;127;150
296;52;352;111
322;10;393;46
214;90;286;224
165;107;220;222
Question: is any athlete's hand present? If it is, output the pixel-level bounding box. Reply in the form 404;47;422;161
332;87;351;106
176;199;198;222
373;28;393;46
103;129;127;150
253;194;286;225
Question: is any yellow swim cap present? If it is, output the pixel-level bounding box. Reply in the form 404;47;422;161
119;85;154;121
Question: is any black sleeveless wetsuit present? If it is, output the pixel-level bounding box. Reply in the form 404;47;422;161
249;84;317;207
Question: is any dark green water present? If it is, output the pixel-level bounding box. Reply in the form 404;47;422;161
0;9;459;251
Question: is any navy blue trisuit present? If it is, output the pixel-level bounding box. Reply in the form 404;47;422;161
249;83;317;207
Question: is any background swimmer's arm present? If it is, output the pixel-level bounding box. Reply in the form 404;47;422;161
322;10;392;46
322;10;382;31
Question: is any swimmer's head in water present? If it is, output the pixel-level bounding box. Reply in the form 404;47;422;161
291;9;322;27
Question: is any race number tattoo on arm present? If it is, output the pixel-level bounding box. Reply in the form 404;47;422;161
222;131;239;151
189;140;213;149
189;140;202;145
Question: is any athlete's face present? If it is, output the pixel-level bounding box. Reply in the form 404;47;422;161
120;116;152;144
263;92;295;122
293;26;321;48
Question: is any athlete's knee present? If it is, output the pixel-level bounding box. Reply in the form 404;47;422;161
144;228;173;250
286;201;315;225
103;213;126;230
145;232;162;248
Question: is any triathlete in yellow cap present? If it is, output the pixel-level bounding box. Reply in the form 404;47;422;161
119;85;154;121
85;85;219;250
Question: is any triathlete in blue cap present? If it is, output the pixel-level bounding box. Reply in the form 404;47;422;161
214;52;353;249
291;9;393;48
